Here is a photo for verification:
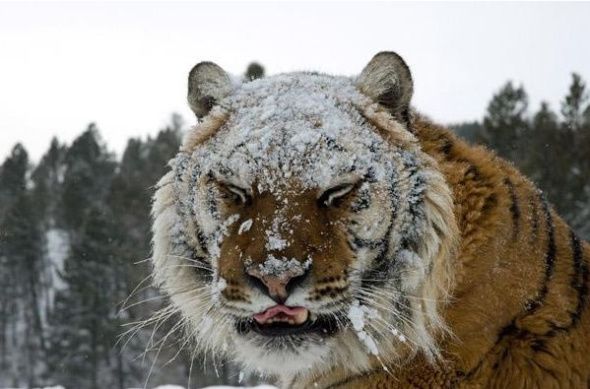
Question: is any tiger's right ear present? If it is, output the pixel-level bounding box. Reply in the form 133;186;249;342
356;51;414;126
187;62;233;119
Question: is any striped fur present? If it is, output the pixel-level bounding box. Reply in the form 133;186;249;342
299;119;590;388
151;59;590;388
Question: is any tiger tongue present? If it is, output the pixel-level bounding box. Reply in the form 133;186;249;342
254;305;309;325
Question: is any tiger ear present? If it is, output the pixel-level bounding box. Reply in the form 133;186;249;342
356;51;414;126
187;61;233;119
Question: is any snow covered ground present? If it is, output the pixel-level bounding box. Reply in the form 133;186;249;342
1;385;277;389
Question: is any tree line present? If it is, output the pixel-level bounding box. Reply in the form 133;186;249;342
453;73;590;240
0;115;236;388
0;70;588;388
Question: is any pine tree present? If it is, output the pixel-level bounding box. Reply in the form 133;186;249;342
108;116;187;387
62;124;116;231
45;125;119;388
31;137;68;229
450;121;483;143
560;74;590;239
481;82;529;164
524;100;582;218
0;144;45;387
30;138;69;332
561;73;588;131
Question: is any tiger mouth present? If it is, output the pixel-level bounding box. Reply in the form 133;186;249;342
236;306;340;337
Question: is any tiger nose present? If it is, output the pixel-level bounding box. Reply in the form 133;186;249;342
246;266;308;304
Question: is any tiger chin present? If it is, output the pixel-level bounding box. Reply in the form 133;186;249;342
151;52;590;388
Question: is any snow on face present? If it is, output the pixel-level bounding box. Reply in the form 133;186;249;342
176;72;415;282
188;73;397;196
165;72;438;376
174;71;429;304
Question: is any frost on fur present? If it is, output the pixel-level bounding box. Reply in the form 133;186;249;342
151;63;458;384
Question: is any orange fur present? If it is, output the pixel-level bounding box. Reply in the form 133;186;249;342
297;116;590;388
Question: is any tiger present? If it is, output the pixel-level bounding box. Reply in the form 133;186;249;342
150;51;590;388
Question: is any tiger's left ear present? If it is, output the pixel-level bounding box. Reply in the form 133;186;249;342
356;51;414;126
187;61;233;119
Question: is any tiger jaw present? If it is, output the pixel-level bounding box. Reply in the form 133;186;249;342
236;306;341;338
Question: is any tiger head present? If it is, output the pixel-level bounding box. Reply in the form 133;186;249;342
151;52;458;380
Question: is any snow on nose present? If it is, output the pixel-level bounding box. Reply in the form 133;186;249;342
253;305;309;325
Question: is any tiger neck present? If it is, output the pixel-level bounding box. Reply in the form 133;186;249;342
414;116;588;376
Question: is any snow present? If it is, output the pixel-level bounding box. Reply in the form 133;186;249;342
45;228;69;293
40;228;70;325
221;213;241;236
237;218;253;234
153;386;185;389
180;72;397;204
265;230;287;251
256;255;312;277
212;277;228;302
172;72;426;292
347;300;380;355
1;387;65;389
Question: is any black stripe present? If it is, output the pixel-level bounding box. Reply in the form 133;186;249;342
525;196;556;313
358;246;392;287
504;177;520;239
358;226;394;288
569;230;589;326
530;192;539;241
466;197;569;380
348;232;386;251
191;255;214;281
439;138;453;156
351;190;371;213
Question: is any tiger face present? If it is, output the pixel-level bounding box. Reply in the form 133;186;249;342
151;52;458;379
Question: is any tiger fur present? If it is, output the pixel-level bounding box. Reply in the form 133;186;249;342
150;52;590;388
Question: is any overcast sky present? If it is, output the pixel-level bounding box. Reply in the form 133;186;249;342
1;1;589;162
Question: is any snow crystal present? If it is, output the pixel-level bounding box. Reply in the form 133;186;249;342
213;277;227;296
256;255;312;277
153;386;186;389
348;301;366;332
221;213;240;236
265;230;288;251
208;213;241;260
238;218;253;234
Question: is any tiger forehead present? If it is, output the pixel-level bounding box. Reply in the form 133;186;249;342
190;74;396;192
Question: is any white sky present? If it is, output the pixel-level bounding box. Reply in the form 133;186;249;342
1;1;589;162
